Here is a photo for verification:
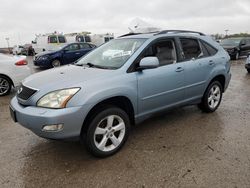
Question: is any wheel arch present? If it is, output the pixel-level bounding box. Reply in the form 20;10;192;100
81;96;135;134
208;74;225;92
0;73;14;86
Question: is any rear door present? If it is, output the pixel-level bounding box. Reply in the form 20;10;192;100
179;37;218;101
63;43;81;63
79;43;93;56
240;39;250;56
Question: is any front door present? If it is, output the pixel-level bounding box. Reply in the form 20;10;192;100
136;39;186;116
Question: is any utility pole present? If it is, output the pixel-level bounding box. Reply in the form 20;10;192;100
5;38;10;53
225;29;229;38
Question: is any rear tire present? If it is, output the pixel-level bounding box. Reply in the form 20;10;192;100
247;69;250;73
0;75;12;96
82;107;130;158
198;81;222;113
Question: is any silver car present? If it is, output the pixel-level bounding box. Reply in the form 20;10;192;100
10;30;231;157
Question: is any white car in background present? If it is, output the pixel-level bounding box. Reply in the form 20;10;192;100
0;54;31;96
12;45;24;55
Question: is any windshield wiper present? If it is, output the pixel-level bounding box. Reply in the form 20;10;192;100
86;62;114;69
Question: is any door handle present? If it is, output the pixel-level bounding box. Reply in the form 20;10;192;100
75;52;80;55
175;67;184;72
209;60;215;65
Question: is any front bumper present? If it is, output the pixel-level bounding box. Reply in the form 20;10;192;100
33;59;51;68
10;96;87;140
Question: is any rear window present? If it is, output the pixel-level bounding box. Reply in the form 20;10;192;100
48;36;58;43
85;36;91;42
201;41;218;56
79;43;90;49
58;36;66;43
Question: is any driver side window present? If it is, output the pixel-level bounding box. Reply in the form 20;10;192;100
142;40;177;66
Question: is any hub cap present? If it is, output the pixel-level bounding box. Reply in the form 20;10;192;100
0;77;10;95
208;85;221;109
94;115;125;152
52;60;60;67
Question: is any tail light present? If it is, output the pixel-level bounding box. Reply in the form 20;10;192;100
15;59;28;66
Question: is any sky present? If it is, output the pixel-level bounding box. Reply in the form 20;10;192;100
0;0;250;47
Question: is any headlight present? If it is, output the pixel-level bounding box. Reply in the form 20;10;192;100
40;55;49;60
37;88;80;109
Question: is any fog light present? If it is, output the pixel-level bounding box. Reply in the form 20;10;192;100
42;124;63;132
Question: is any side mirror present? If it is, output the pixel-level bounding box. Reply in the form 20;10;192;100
138;57;159;71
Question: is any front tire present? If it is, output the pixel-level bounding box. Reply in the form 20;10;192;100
0;75;12;96
247;69;250;73
51;59;61;67
83;107;130;158
198;81;223;113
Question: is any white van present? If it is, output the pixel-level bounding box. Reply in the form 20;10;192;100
32;33;67;54
65;32;91;43
90;33;114;46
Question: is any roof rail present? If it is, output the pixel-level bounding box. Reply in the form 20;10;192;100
155;30;205;36
118;33;142;38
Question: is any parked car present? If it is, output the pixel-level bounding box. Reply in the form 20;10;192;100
12;45;24;55
220;37;250;60
10;30;231;157
245;54;250;73
0;54;31;96
21;44;35;56
33;42;96;68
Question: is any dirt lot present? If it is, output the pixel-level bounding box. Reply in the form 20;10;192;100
0;57;250;188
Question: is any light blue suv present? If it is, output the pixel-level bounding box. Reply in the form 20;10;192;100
10;30;231;157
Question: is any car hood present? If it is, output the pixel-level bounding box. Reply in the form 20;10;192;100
35;50;58;57
22;65;114;91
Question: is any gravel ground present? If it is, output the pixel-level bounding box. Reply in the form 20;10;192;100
0;57;250;188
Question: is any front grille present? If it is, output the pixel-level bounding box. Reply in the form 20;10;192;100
17;85;37;100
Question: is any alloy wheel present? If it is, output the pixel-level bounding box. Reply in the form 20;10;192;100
94;115;126;152
208;85;221;109
0;77;10;95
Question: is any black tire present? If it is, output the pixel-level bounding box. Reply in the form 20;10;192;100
0;75;12;96
232;52;239;60
82;107;130;158
198;81;223;113
247;69;250;73
51;59;61;67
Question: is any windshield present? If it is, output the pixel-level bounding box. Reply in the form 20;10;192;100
220;38;242;46
75;38;146;69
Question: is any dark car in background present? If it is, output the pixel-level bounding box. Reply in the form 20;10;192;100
220;38;250;60
33;42;96;68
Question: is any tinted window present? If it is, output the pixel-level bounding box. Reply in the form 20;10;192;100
65;44;79;51
49;36;58;43
58;36;66;43
180;38;201;60
142;40;177;66
79;43;90;49
201;41;217;56
200;42;210;57
85;36;91;42
89;44;96;48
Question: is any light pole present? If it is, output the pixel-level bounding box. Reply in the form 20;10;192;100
225;30;229;38
5;38;10;53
